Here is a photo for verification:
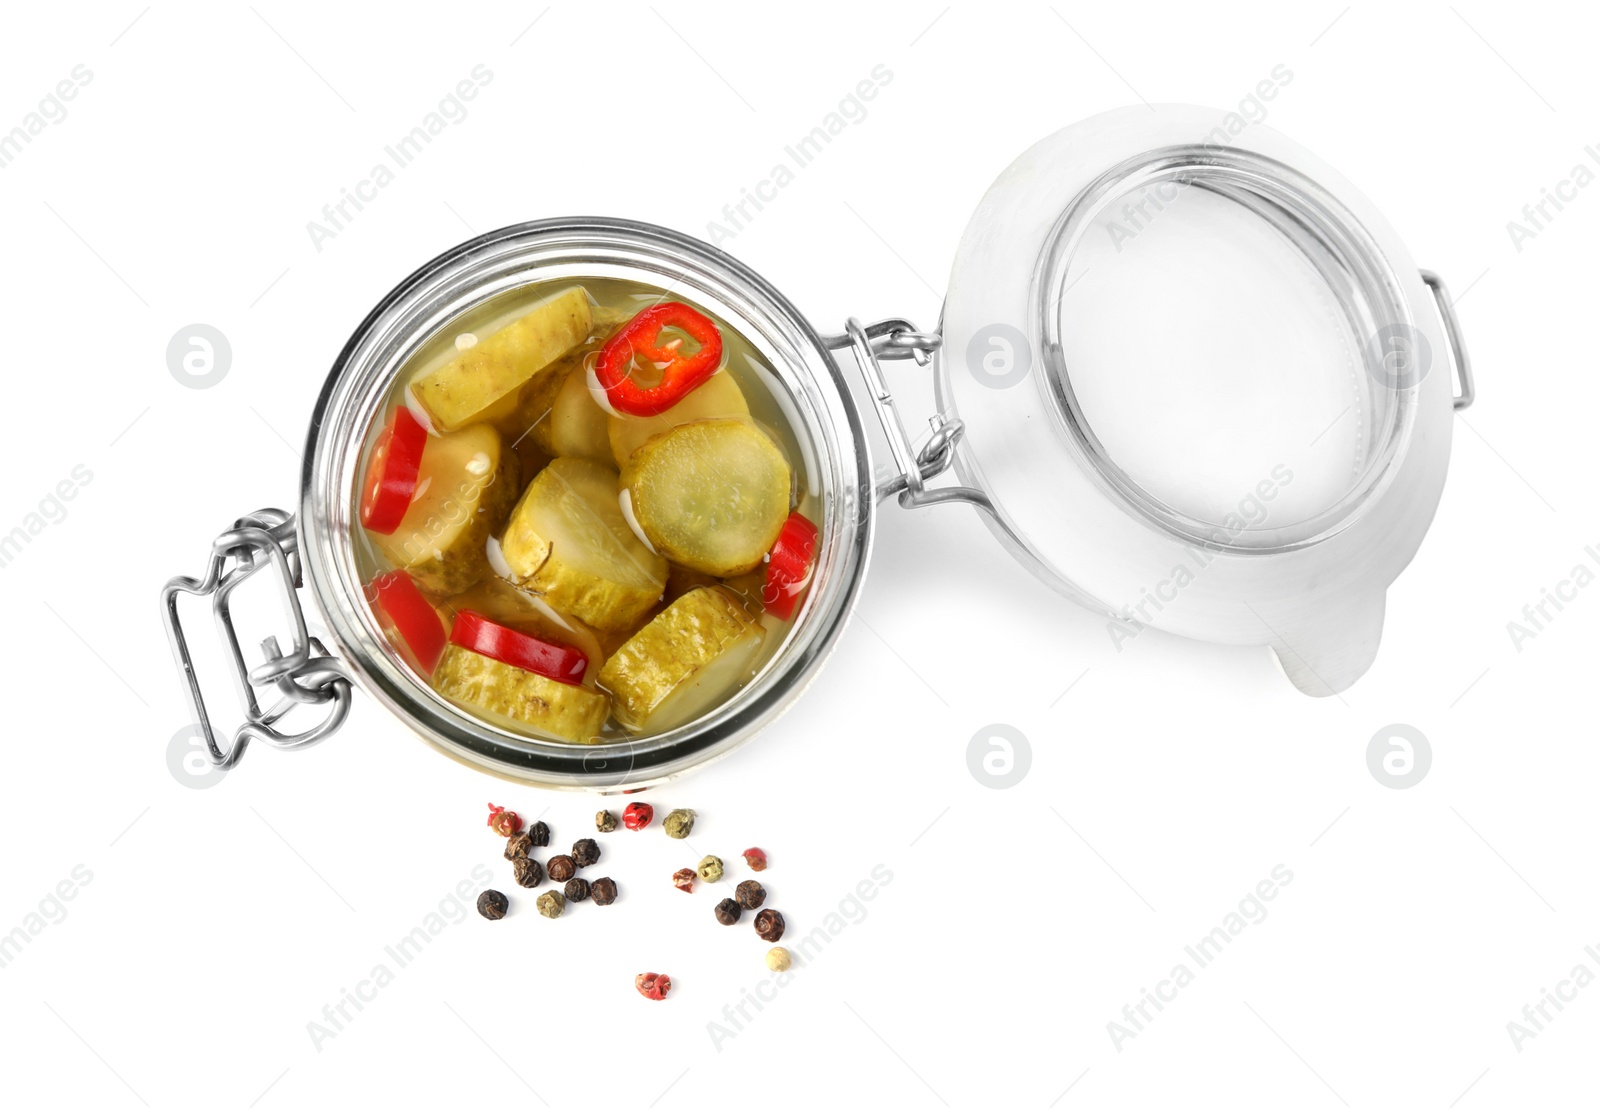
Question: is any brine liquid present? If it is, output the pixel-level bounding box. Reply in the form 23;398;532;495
352;276;821;744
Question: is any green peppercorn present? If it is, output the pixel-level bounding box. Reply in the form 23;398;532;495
536;890;565;919
697;855;724;883
476;890;508;920
714;898;742;925
590;877;618;905
735;880;765;909
596;809;617;833
663;808;697;839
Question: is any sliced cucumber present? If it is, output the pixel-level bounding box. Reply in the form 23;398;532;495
411;285;592;432
499;457;668;631
539;365;613;462
376;422;518;595
608;369;750;466
434;643;610;743
443;578;606;688
622;418;791;577
598;587;765;733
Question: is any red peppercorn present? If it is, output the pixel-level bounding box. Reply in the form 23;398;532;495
742;847;768;871
635;972;671;1001
487;803;522;836
623;802;654;831
672;868;696;893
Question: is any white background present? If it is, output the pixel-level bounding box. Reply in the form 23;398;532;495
0;2;1595;1110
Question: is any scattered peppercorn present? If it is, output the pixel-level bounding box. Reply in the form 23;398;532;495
697;855;724;883
623;802;653;831
635;972;671;1001
596;809;617;833
714;898;742;925
564;877;590;903
528;820;551;847
487;803;522;837
546;855;577;883
571;838;600;867
504;832;534;860
765;947;791;972
512;857;543;888
742;847;768;871
735;880;766;910
663;808;697;839
672;868;696;892
590;877;618;905
536;890;565;919
476;889;509;920
754;909;785;942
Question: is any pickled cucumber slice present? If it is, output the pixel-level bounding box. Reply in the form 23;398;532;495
608;370;750;466
376;422;519;596
444;579;606;688
598;587;765;733
500;457;668;630
411;286;593;432
434;643;610;743
537;365;612;462
622;418;791;577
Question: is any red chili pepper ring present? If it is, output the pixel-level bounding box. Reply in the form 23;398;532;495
594;302;723;417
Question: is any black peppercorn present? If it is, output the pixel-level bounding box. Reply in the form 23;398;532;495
754;909;785;942
714;898;742;925
512;857;543;888
529;820;551;847
571;838;600;868
735;880;766;910
504;832;534;861
546;855;576;883
476;890;509;920
564;877;590;903
596;810;617;833
590;877;618;905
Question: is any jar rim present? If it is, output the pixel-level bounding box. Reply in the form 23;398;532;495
298;218;874;789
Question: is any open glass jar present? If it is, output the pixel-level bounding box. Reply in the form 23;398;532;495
163;105;1473;790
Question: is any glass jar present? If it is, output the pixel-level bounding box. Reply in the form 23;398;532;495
163;105;1473;790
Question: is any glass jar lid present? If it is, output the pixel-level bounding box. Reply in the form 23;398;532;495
937;105;1460;695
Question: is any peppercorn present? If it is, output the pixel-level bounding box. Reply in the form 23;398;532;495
596;809;617;833
528;820;551;847
536;890;565;919
672;868;696;892
635;972;671;1001
546;855;577;883
742;847;767;871
663;808;697;839
590;877;618;905
571;838;600;867
564;877;590;903
714;898;742;925
512;857;543;888
504;831;534;861
623;802;653;831
476;889;509;920
735;880;766;910
754;909;785;942
765;947;791;972
487;803;522;837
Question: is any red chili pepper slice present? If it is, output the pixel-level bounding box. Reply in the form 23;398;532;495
448;609;589;686
360;407;427;534
368;570;447;674
594;302;724;417
762;512;820;620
